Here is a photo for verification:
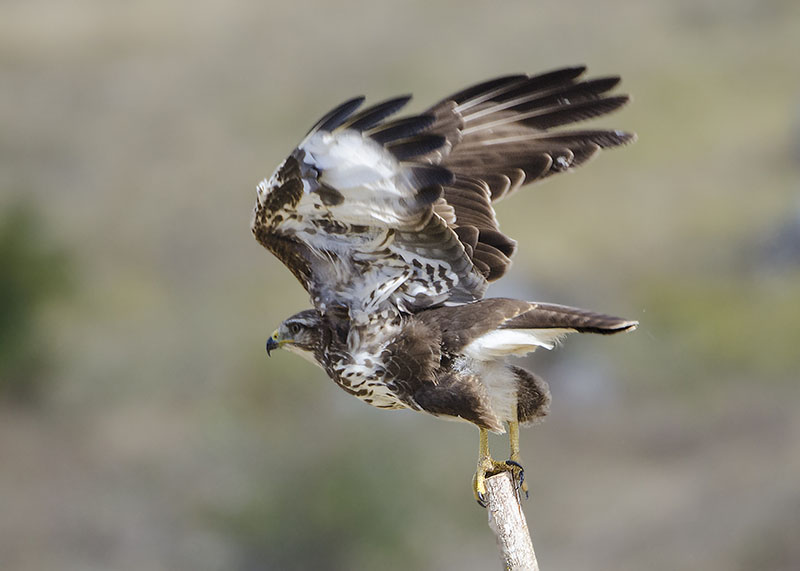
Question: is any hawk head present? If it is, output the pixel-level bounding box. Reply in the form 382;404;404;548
266;310;324;365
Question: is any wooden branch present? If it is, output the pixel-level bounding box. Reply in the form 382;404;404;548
484;471;539;571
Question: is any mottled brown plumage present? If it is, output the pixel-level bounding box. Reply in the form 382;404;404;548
268;299;636;432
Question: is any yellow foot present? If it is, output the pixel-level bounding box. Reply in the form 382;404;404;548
472;458;528;507
473;456;511;507
473;427;529;507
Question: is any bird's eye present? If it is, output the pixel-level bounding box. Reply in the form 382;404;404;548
287;323;301;335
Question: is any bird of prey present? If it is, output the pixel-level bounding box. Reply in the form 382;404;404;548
266;301;636;504
252;66;637;504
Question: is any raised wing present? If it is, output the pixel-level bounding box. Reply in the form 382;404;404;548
251;113;482;318
424;66;635;282
252;66;634;318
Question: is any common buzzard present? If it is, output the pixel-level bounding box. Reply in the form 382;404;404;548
253;66;637;504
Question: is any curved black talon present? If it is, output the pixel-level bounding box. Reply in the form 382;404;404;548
504;460;529;499
505;459;525;484
476;492;488;508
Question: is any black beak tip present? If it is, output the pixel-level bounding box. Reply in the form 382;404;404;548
266;337;278;356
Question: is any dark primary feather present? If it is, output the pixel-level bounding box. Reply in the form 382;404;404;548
442;74;530;105
532;129;636;148
415;67;635;281
367;115;436;145
515;95;630;130
386;134;448;161
427;67;633;173
342;95;412;132
489;76;622;111
306;96;365;135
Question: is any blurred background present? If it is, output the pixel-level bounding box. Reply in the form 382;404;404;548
1;0;799;569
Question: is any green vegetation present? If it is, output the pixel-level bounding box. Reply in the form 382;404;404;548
0;199;71;404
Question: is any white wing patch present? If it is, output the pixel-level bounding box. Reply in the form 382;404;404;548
463;328;574;360
253;123;484;317
304;131;397;189
302;131;427;228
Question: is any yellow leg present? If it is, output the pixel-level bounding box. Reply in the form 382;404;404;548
480;426;490;459
472;428;516;507
509;420;521;462
508;420;528;498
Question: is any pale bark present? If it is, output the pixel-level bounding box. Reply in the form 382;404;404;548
484;471;539;571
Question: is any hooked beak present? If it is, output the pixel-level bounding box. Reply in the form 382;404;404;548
266;334;279;356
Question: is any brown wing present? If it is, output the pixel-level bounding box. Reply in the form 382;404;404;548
297;66;635;287
253;67;634;316
423;66;635;282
